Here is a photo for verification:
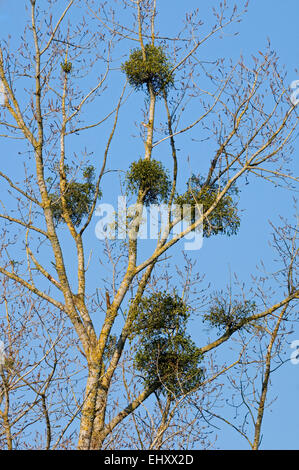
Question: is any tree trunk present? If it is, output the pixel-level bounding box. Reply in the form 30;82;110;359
77;366;102;450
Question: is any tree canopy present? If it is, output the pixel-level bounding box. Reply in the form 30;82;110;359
0;0;298;451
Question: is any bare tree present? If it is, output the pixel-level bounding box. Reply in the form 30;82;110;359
0;0;298;449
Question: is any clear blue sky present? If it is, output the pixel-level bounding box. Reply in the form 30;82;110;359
0;0;298;449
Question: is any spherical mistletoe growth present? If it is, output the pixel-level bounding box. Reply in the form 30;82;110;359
61;61;72;74
126;158;171;205
121;44;174;95
203;295;257;333
48;165;101;227
175;175;240;237
130;292;203;397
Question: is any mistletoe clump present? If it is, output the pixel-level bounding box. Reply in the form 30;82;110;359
61;61;72;74
129;291;203;397
175;175;240;237
126;158;171;206
121;44;174;95
48;165;100;227
203;295;257;333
